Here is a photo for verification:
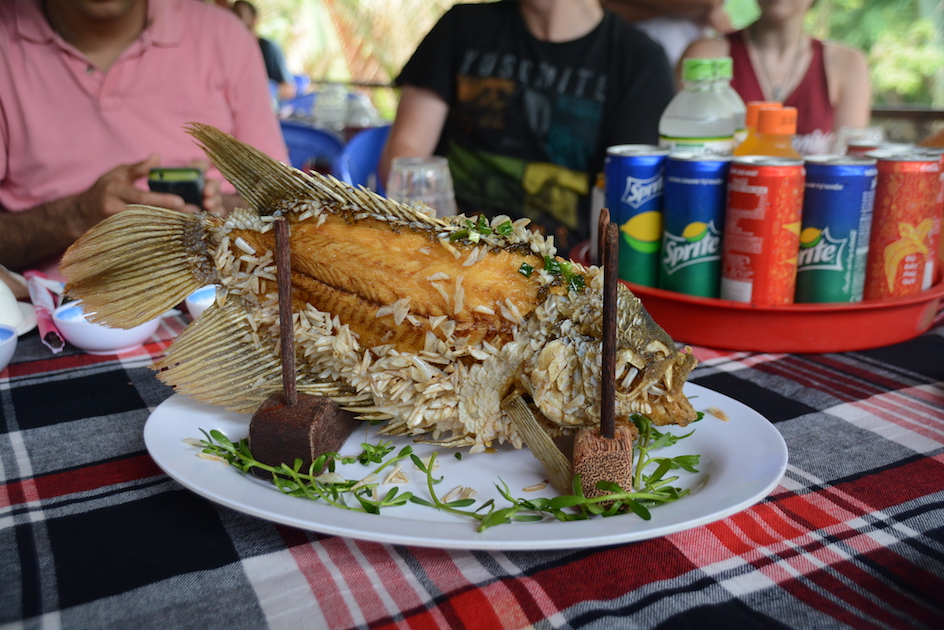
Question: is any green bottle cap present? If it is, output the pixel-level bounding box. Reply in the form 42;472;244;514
682;58;715;82
714;57;734;80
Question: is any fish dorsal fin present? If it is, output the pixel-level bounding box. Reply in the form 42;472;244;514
187;123;448;230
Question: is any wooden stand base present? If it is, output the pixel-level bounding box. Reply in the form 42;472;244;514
572;424;637;500
249;392;360;480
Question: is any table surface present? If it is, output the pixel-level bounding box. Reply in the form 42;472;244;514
2;307;943;630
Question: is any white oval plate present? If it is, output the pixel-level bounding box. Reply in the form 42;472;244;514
144;383;788;550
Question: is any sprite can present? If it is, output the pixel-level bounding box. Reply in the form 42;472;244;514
658;153;730;297
604;145;670;286
795;155;877;303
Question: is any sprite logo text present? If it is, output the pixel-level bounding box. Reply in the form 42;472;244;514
661;221;721;274
620;172;664;210
797;227;848;272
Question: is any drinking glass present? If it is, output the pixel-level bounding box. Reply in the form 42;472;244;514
833;126;885;154
386;156;457;217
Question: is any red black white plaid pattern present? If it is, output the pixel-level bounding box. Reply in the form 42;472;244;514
2;312;943;629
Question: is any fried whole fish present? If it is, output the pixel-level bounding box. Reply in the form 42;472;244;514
61;124;697;452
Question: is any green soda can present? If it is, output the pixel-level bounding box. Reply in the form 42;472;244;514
795;155;877;303
658;153;730;296
604;145;670;286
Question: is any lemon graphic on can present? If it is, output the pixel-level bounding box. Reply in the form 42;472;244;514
682;221;708;242
800;226;822;248
620;211;662;254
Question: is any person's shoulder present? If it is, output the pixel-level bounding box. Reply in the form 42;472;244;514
821;39;868;67
599;11;667;53
439;1;514;25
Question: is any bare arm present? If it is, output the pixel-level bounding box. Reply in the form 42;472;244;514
825;42;872;130
378;86;450;187
0;155;189;271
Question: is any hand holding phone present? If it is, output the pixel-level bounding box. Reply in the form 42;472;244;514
148;167;205;208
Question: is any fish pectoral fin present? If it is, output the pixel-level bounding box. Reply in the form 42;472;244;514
153;297;281;412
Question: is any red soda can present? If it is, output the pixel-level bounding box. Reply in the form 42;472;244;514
864;152;941;299
720;156;806;305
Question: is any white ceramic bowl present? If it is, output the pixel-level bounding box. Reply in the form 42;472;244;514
0;324;17;372
53;301;161;355
185;285;217;320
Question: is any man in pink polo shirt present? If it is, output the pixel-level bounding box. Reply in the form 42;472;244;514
0;0;289;273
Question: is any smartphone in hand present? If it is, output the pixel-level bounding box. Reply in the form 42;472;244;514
148;167;205;208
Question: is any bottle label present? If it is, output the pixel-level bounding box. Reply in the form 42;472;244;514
659;136;735;157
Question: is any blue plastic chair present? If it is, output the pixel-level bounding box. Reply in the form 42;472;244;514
293;74;312;95
281;92;316;117
279;120;344;176
337;125;392;194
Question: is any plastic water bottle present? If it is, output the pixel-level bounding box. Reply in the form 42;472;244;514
313;82;348;135
714;58;747;145
659;58;735;157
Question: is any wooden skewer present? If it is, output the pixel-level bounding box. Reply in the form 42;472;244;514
249;217;361;480
597;207;610;267
570;218;635;501
601;221;618;440
275;217;297;406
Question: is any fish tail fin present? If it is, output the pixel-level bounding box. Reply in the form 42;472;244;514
60;206;213;327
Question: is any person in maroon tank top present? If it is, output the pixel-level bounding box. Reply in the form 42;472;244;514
678;0;871;155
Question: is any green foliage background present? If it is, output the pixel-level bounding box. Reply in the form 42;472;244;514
808;0;944;106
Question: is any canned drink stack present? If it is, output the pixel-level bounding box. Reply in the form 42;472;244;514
794;156;877;303
863;151;941;299
658;154;730;297
720;156;806;305
604;145;670;286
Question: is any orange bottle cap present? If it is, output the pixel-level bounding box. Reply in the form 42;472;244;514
745;101;782;129
758;107;797;135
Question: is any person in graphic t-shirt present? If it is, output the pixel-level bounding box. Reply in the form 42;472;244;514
379;0;675;255
679;0;871;155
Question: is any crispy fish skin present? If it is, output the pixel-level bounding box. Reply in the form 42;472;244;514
61;124;697;452
233;213;549;352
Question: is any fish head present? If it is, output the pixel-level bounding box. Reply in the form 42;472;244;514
523;266;698;430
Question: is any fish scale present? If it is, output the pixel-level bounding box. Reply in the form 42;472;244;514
61;123;699;452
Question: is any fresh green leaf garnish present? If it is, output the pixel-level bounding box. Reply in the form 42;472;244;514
519;263;534;277
194;413;700;532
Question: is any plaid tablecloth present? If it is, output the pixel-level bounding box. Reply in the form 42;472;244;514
2;311;943;630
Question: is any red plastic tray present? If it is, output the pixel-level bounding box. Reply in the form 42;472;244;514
571;242;944;353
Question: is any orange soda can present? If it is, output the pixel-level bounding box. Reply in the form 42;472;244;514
720;156;806;305
864;151;941;299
